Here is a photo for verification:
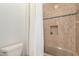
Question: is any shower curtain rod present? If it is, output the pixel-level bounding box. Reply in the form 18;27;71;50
43;11;79;20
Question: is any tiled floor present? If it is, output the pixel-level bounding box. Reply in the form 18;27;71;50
44;53;53;56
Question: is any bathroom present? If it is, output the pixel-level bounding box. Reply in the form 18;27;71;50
0;3;79;56
0;3;43;56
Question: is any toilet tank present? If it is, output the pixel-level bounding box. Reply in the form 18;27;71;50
0;43;23;56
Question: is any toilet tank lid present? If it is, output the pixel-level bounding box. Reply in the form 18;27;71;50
0;43;23;52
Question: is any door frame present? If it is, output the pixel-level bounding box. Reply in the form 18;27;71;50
28;3;44;56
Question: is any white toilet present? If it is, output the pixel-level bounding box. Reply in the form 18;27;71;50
0;43;23;56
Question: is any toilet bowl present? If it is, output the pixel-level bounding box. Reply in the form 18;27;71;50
0;43;23;56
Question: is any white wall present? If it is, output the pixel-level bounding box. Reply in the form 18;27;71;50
0;3;28;55
0;3;43;56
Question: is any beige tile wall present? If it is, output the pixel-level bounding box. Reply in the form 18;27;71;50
43;3;77;18
43;3;79;56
